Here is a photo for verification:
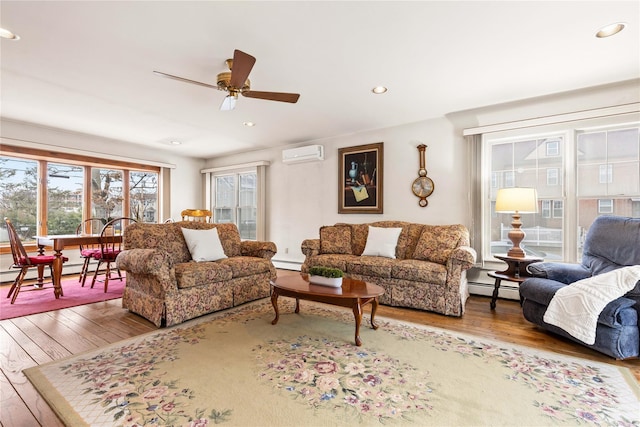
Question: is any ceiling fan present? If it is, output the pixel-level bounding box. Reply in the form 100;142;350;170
153;49;300;111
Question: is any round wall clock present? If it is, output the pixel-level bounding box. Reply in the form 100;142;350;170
412;144;434;207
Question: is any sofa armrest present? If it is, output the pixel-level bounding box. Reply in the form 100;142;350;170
527;262;591;284
519;277;568;305
449;246;477;270
301;238;320;257
116;248;175;274
520;277;638;328
240;241;277;260
116;249;178;298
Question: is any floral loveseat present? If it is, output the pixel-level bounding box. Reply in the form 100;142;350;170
116;221;277;327
301;221;476;316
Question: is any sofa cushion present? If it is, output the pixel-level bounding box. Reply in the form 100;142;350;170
219;257;273;278
320;225;352;254
348;223;369;255
306;254;360;272
174;262;233;289
403;224;426;260
413;225;465;265
391;259;447;285
361;226;402;259
181;227;228;262
347;256;396;279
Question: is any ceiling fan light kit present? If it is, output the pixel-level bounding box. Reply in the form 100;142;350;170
154;49;300;111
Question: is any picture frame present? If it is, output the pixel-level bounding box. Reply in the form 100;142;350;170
338;142;383;214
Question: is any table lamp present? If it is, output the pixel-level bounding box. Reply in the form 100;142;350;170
495;187;538;258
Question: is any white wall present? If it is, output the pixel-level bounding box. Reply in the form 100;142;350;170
204;116;471;266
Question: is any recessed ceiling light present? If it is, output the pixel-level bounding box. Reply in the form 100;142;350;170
0;28;20;40
243;121;255;127
372;86;388;94
169;140;182;145
595;22;626;38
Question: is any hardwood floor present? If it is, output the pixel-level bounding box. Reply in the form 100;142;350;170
1;270;638;426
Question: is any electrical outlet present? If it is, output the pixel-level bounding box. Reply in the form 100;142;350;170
285;248;289;254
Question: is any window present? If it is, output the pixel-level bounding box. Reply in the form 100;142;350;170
129;172;159;222
599;164;613;184
488;135;565;260
0;157;38;243
598;199;613;214
546;140;559;156
541;200;551;218
552;200;564;218
504;171;515;187
546;168;559;186
91;168;124;221
1;147;160;246
213;175;237;224
213;171;256;239
238;173;257;240
206;162;267;241
482;120;639;262
47;162;84;235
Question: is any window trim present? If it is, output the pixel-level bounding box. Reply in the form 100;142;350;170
1;145;162;253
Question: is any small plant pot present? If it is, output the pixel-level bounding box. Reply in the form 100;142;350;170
309;275;343;288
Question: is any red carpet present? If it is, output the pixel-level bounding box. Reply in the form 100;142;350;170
0;276;125;320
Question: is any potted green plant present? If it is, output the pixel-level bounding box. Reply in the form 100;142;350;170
308;266;344;288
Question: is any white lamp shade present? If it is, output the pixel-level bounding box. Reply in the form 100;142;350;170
495;188;538;213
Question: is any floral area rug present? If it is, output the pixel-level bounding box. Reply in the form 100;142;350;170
24;299;640;426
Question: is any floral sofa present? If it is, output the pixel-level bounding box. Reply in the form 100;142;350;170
116;221;277;327
301;221;476;316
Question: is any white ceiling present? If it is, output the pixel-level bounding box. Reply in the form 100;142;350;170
1;1;639;159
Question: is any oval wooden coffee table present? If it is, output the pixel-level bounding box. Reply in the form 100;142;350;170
270;274;385;346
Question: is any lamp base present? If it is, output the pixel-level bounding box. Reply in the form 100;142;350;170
506;212;526;258
506;247;526;258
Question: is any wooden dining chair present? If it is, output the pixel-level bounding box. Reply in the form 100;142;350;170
91;217;137;292
76;218;104;287
4;217;69;304
181;209;212;222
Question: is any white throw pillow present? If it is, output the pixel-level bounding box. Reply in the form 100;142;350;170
361;226;402;259
181;227;227;262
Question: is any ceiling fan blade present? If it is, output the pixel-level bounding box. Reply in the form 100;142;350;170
229;50;256;88
153;71;217;89
242;91;300;103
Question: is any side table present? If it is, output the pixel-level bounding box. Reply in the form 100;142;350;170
488;254;542;310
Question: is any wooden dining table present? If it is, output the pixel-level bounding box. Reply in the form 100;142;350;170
35;234;123;298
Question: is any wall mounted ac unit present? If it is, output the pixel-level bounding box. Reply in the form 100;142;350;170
282;145;324;164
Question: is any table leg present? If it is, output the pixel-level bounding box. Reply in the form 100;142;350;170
295;298;300;314
370;297;379;330
271;290;280;325
490;277;502;310
352;298;363;347
52;250;64;298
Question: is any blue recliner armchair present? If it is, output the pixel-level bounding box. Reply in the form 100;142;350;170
519;215;640;359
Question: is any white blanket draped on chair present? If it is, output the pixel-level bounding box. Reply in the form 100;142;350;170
543;266;640;345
